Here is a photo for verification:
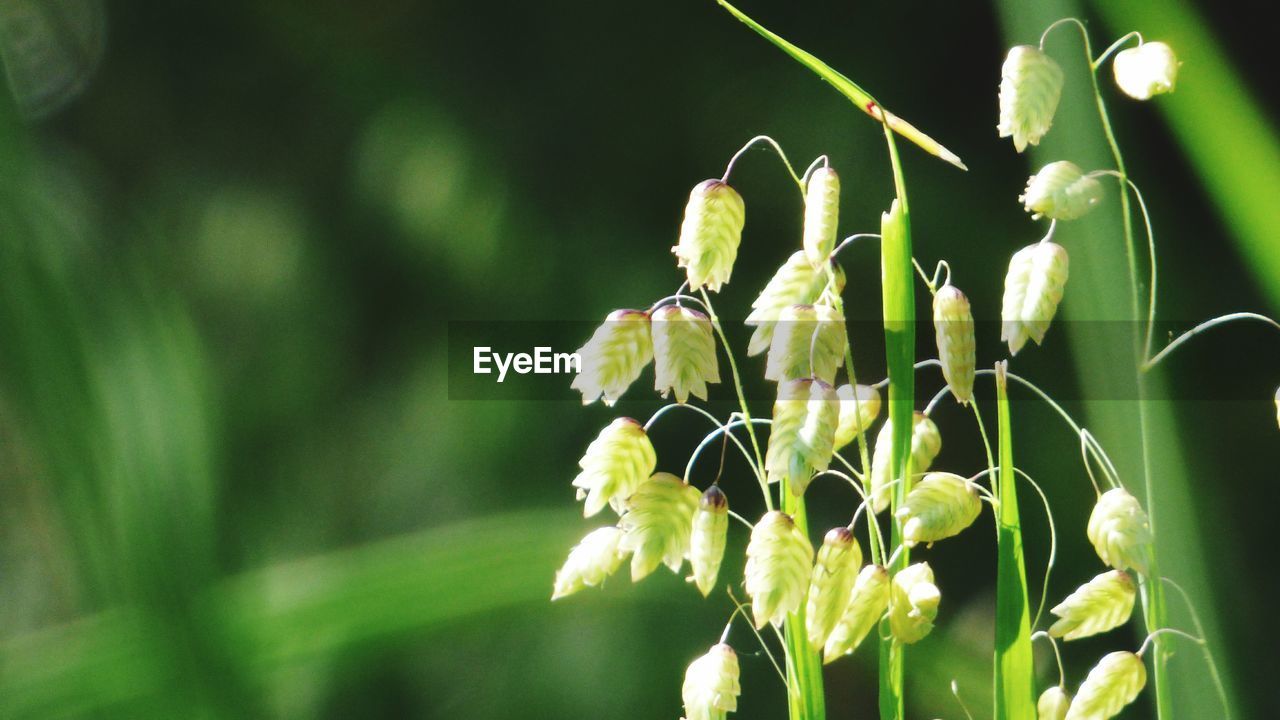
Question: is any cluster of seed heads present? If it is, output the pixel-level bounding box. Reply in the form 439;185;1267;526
552;18;1260;720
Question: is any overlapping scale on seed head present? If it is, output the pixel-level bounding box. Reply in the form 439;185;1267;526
805;527;862;650
833;383;881;450
933;284;976;404
572;417;657;517
764;303;847;385
689;486;730;597
571;310;654;405
1021;161;1103;221
673;179;745;292
1065;651;1147;720
1038;686;1072;720
1001;241;1070;355
1113;41;1178;101
682;643;741;720
803;166;841;266
998;45;1065;152
823;564;889;662
869;412;942;513
551;526;626;600
652;305;721;404
1087;488;1152;575
765;378;840;496
618;472;701;581
1048;569;1136;641
744;511;814;629
896;472;982;548
745;252;843;357
888;561;940;644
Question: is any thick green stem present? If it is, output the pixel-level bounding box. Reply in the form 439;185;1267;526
781;491;826;720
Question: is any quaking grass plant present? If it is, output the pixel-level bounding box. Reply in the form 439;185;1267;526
552;4;1276;719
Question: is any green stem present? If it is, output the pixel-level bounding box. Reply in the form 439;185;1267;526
781;489;826;720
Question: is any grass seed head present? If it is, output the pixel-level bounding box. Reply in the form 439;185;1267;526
805;527;862;650
673;179;745;292
803;166;841;266
744;510;815;629
745;252;843;357
572;417;657;517
1087;488;1153;575
1048;569;1136;641
764;303;847;385
869;412;942;513
933;284;976;404
682;643;741;720
1066;651;1147;720
823;564;890;662
571;309;654;405
1021;161;1103;221
618;472;701;581
765;378;840;496
833;383;882;450
1113;41;1179;100
888;561;940;644
896;472;982;548
652;305;721;404
998;45;1065;152
1038;686;1072;720
689;486;730;597
1001;241;1070;355
551;526;626;600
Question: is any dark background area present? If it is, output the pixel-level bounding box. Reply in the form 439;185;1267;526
1;0;1276;718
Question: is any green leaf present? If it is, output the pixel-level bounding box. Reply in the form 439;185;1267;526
993;364;1036;720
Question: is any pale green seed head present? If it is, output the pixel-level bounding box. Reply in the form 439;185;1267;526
763;303;847;385
618;472;700;581
896;472;982;548
1048;569;1136;641
765;378;840;496
933;284;976;404
998;45;1065;152
552;526;626;600
805;527;862;650
682;643;741;720
1113;41;1178;101
803;166;841;266
823;564;890;662
745;252;844;357
869;412;942;513
1066;651;1147;720
673;179;745;293
1087;488;1152;575
1038;686;1072;720
1021;161;1103;221
888;561;940;644
652;305;721;404
570;309;654;406
744;510;814;629
571;417;657;517
833;383;881;450
1001;241;1070;355
689;486;729;597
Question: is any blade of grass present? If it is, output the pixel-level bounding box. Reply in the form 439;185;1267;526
993;364;1035;719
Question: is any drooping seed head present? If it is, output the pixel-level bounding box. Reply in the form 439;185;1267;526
673;179;745;293
745;252;844;357
689;486;730;597
618;472;701;581
896;472;983;548
570;309;654;405
766;378;840;496
1048;569;1136;641
1001;241;1070;355
933;285;976;404
805;527;862;650
1113;41;1178;101
682;643;741;720
803;166;841;266
1066;651;1147;720
869;412;942;513
764;303;847;386
833;383;881;450
1021;161;1103;221
823;564;890;662
572;417;657;517
1037;686;1072;720
651;305;721;404
551;526;626;600
1087;488;1152;575
744;510;815;629
998;45;1065;152
888;561;940;644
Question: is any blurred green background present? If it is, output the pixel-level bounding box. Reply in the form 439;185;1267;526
1;0;1276;718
